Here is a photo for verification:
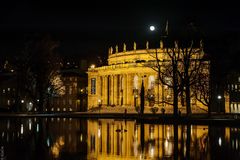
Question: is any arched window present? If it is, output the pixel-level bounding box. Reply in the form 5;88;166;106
133;75;139;89
148;75;155;89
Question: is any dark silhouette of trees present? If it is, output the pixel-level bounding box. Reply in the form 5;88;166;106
14;34;62;111
149;22;208;116
150;42;182;117
150;39;207;116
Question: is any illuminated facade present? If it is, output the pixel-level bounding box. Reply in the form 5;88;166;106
88;41;209;112
225;72;240;113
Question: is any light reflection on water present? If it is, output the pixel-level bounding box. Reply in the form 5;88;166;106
0;118;239;159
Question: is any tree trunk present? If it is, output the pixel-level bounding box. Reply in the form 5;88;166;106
186;83;191;116
173;87;178;117
173;64;178;117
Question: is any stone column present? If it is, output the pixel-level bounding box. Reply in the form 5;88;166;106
111;75;114;105
123;74;127;106
119;75;123;105
104;76;109;106
127;74;133;106
114;75;118;105
96;76;101;101
102;76;106;105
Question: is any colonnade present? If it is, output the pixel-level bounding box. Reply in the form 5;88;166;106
95;74;161;107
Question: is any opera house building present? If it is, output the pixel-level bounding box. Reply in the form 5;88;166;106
88;41;209;113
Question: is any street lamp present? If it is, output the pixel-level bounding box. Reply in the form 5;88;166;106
98;99;102;114
217;95;222;113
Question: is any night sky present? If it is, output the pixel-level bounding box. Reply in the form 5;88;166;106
0;0;240;62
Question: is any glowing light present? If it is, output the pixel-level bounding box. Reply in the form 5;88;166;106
51;136;65;158
47;138;50;147
80;134;83;142
29;122;32;131
37;123;39;133
21;100;24;103
218;137;222;146
98;128;101;138
90;64;95;69
149;25;155;31
20;124;24;134
165;139;169;148
149;146;155;157
217;95;222;100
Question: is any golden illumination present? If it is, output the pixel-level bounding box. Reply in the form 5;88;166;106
51;136;65;158
88;42;209;113
90;64;95;69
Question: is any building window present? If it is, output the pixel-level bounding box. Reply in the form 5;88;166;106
7;88;10;92
7;100;11;106
148;75;155;89
91;78;96;94
3;89;5;94
133;75;138;89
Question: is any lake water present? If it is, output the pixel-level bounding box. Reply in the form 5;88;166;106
0;117;239;160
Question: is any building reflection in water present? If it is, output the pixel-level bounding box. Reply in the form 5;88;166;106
87;119;209;159
0;118;240;159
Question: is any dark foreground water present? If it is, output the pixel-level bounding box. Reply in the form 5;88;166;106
0;118;239;160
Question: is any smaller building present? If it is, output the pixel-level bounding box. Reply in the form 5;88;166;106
0;72;17;111
49;68;88;112
225;71;240;113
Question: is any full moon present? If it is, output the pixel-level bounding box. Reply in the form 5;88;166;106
149;25;155;31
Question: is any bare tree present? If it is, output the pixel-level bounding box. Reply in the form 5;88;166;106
150;42;182;117
150;39;207;116
14;34;62;111
193;60;210;108
177;40;206;115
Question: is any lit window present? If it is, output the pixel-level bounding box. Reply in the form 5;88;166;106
91;78;96;94
7;100;10;106
7;88;10;91
148;75;155;89
3;89;5;94
133;75;138;89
